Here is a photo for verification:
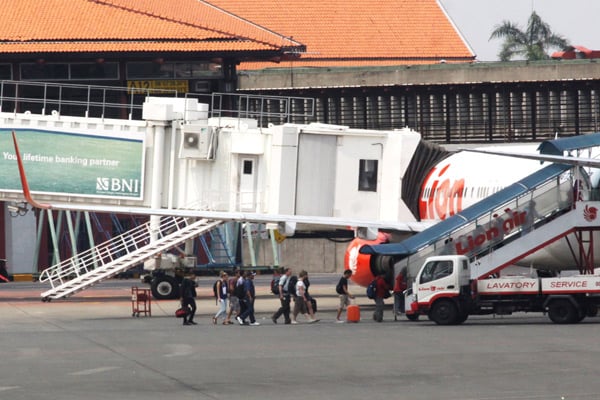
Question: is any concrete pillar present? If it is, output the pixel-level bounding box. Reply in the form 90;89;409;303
390;95;401;128
592;90;600;132
404;93;417;131
549;90;562;135
378;95;391;130
430;93;445;141
563;90;578;134
536;90;550;137
418;94;430;137
291;97;306;125
328;96;339;125
495;91;510;140
578;89;592;133
353;96;365;128
340;96;351;126
510;91;523;140
469;93;484;140
457;92;468;140
445;93;457;142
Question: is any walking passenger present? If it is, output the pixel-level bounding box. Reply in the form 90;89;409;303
304;272;317;318
224;268;241;325
236;270;247;316
272;267;293;324
291;270;318;324
213;271;229;325
180;270;198;326
237;271;260;326
336;269;354;322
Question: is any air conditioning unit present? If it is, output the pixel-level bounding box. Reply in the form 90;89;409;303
179;124;216;159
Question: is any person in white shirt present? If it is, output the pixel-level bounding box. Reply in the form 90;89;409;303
291;270;318;324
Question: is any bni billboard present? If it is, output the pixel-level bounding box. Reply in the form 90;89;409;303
0;128;145;200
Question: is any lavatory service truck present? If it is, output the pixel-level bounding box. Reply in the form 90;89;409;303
408;255;600;325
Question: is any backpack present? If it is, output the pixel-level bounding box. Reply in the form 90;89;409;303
335;277;346;295
234;280;246;299
212;279;222;304
271;276;281;295
287;275;298;296
366;279;377;299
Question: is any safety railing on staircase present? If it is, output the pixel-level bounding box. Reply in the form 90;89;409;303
38;216;222;300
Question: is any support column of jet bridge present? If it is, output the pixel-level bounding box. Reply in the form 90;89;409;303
140;96;216;272
141;97;190;269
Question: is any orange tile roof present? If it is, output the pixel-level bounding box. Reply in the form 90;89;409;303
208;0;475;69
0;0;304;55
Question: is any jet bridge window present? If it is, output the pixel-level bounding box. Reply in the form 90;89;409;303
243;160;253;175
358;159;378;192
419;260;453;284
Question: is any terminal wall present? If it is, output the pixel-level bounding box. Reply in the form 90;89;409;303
242;238;348;274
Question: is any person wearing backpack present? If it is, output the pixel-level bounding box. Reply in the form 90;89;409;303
235;271;247;316
271;267;292;324
212;271;229;325
335;269;355;322
291;270;318;324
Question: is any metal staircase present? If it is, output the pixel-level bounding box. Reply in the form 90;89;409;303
38;216;222;301
198;226;237;267
470;204;596;278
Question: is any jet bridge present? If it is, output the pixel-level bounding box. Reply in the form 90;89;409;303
361;133;600;282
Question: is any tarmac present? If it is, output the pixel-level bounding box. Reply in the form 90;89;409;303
2;276;600;400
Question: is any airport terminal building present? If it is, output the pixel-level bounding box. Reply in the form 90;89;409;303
0;0;474;277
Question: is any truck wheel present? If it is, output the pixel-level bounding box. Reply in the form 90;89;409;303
430;299;458;325
548;299;577;324
151;276;179;300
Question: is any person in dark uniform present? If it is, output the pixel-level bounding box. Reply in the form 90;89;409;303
180;270;198;326
373;274;389;322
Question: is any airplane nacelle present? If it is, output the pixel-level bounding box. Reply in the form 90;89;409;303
344;232;390;287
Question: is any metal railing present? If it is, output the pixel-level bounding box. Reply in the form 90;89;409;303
186;92;315;127
0;80;316;126
38;216;192;288
0;80;178;120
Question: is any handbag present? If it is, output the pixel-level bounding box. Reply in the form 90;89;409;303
175;307;188;318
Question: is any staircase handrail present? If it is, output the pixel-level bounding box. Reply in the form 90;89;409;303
39;216;191;286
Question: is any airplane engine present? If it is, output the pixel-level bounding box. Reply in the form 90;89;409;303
344;232;391;287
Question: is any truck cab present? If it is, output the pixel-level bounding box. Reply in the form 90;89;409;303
410;255;471;325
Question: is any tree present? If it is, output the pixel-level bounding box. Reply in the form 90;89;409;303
489;11;569;61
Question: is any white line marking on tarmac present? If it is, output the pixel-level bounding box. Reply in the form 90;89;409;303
0;386;20;391
69;366;121;376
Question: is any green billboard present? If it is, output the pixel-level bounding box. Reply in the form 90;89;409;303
1;128;145;199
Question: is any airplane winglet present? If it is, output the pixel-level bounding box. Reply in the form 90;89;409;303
11;131;51;210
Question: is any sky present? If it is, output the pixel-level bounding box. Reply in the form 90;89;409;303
439;0;600;61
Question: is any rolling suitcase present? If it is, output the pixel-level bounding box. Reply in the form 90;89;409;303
347;304;360;323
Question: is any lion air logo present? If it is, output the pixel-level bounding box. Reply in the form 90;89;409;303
583;205;598;222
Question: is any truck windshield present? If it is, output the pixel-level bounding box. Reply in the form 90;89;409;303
419;260;453;284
